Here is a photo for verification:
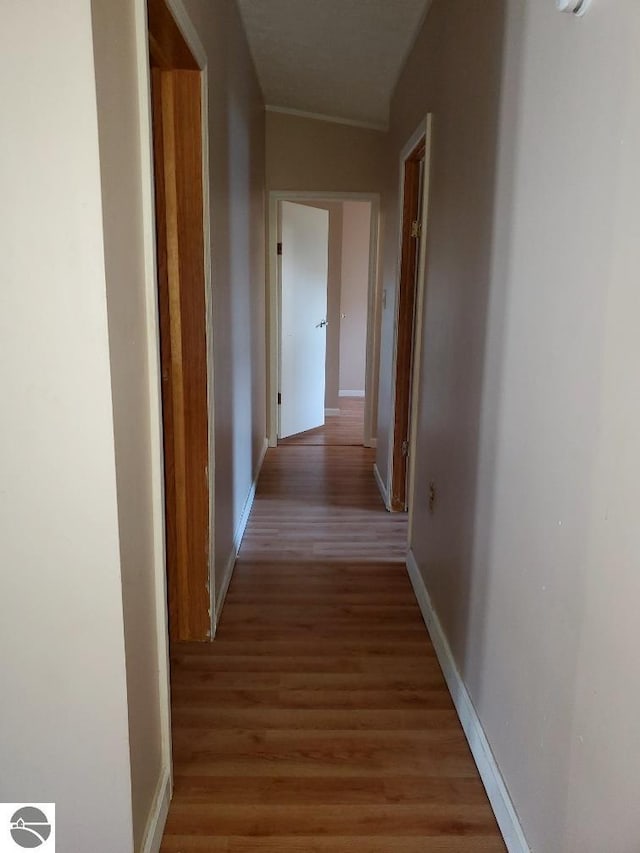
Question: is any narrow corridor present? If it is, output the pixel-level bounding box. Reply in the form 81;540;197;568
279;397;366;447
162;436;506;850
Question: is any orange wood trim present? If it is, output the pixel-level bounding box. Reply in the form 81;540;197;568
150;68;179;639
160;72;193;639
172;70;210;640
390;138;426;513
147;0;199;70
150;39;210;640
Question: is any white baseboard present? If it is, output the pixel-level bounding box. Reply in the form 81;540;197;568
325;407;340;416
215;549;237;628
373;462;389;510
339;390;365;397
140;766;171;853
215;438;268;627
405;550;530;853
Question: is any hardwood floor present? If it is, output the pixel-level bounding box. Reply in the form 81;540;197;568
162;444;506;851
278;396;364;446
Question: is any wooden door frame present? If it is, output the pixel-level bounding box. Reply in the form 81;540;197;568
387;115;433;515
128;0;212;834
146;0;215;641
267;191;381;448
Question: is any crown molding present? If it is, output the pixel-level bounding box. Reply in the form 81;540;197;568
265;104;388;133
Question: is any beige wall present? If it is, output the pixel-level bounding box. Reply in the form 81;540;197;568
325;204;343;410
91;0;167;847
181;0;267;605
266;111;386;193
377;1;640;850
0;1;134;848
339;201;371;394
1;0;267;848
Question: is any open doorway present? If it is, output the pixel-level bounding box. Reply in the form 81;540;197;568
278;201;330;441
147;0;212;641
388;116;433;514
335;201;372;445
268;192;380;449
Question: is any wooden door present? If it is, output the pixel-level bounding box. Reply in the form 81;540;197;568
149;0;210;641
390;137;426;512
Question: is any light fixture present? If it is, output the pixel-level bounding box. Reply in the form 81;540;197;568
556;0;592;14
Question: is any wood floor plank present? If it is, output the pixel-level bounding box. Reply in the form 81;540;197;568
170;688;456;711
170;655;441;675
171;670;449;691
164;802;501;836
170;775;489;805
278;397;365;446
162;837;507;853
170;639;437;657
161;410;505;851
170;707;461;731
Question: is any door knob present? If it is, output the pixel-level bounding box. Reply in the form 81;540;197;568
316;319;328;328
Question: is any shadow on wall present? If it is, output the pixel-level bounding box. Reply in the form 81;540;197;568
410;0;516;686
411;1;618;846
461;1;617;845
408;0;528;820
178;0;267;608
461;0;526;704
221;80;267;603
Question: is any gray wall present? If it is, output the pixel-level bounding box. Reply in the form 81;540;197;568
1;0;268;848
339;201;371;394
266;111;386;193
377;1;640;850
0;1;134;848
91;0;166;846
182;0;267;604
326;204;344;410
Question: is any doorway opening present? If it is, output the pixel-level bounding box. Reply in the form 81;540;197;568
148;0;212;641
267;192;381;449
388;116;433;514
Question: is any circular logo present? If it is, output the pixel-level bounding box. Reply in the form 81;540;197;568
9;807;51;848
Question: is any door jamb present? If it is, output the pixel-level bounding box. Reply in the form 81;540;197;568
386;114;434;518
132;0;213;800
267;190;381;448
406;116;433;540
160;0;216;633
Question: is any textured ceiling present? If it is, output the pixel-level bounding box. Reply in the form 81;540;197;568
236;0;432;128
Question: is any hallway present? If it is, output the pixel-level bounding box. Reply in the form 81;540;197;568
161;442;506;851
279;397;365;447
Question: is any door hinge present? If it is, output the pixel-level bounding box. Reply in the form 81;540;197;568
277;392;282;405
401;439;409;458
277;242;283;255
410;220;422;239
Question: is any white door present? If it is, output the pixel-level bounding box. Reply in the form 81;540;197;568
279;201;329;438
